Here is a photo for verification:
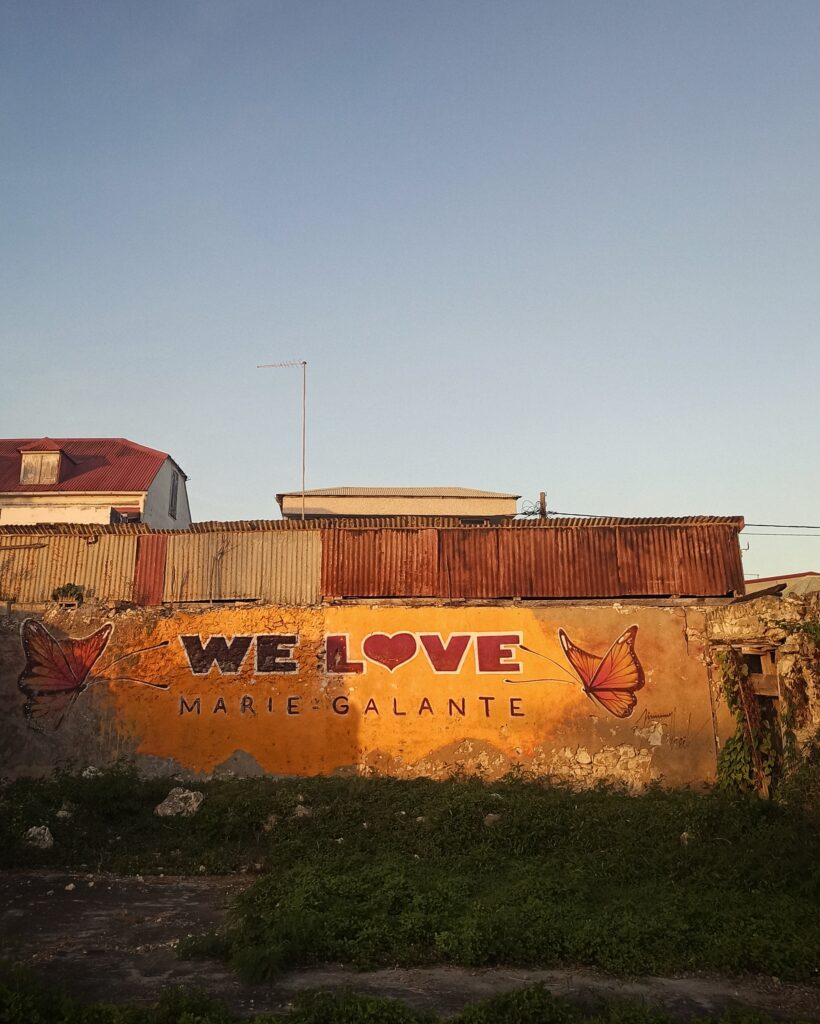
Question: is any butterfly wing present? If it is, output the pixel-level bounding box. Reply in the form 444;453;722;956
558;629;601;686
23;691;80;731
18;620;78;696
585;625;645;719
585;686;641;719
18;620;113;729
59;623;113;684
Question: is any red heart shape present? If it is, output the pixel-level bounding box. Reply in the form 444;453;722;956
362;633;418;671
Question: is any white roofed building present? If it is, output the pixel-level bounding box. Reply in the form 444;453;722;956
276;487;519;522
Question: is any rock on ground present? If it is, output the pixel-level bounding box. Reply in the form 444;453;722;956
24;825;54;849
153;787;205;817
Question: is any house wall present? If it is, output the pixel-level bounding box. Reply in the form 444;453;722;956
142;459;191;529
281;494;517;518
0;493;144;525
0;601;718;787
744;574;820;596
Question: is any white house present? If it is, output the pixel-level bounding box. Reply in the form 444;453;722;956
276;486;520;521
0;437;191;528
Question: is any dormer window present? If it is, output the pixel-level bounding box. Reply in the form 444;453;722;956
20;451;61;484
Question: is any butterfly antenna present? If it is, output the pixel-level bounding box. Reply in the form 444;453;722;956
99;640;170;671
105;676;170;690
505;677;578;686
55;691;81;731
518;645;577;680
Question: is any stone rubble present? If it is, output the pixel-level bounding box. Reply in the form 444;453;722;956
153;788;205;818
24;825;54;849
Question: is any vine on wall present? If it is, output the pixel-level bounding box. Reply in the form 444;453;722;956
773;618;820;817
711;600;820;809
715;648;775;796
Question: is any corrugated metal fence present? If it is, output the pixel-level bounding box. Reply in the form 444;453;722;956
163;531;320;605
0;517;745;606
0;534;136;604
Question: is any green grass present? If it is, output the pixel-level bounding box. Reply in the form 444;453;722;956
1;769;818;982
0;970;814;1024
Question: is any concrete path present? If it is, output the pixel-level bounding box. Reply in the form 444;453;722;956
1;871;818;1020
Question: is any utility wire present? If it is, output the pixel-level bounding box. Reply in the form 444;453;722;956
744;532;820;538
546;511;820;531
746;523;820;529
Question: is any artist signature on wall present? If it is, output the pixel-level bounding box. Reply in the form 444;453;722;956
634;707;692;748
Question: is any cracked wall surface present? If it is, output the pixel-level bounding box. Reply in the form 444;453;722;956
706;593;820;748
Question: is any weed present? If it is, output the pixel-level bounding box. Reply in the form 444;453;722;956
0;970;815;1024
2;770;818;982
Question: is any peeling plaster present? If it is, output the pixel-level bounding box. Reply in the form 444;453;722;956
1;602;718;786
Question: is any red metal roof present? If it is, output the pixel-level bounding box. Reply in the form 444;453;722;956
17;437;66;453
0;438;173;493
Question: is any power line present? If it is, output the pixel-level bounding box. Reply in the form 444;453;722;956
547;511;820;531
746;523;820;529
744;532;820;538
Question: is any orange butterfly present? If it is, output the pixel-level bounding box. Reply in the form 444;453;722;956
18;619;168;730
558;625;645;719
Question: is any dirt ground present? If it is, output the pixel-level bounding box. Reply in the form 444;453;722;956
1;871;819;1021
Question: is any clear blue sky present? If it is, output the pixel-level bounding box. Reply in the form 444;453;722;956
2;0;819;577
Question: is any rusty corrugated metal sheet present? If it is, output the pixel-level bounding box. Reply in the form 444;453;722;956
0;534;136;603
613;524;744;596
134;534;168;606
324;522;744;600
322;528;438;597
497;527;621;598
438;529;500;598
164;531;320;604
616;526;676;594
0;514;746;536
0;519;745;603
676;524;744;596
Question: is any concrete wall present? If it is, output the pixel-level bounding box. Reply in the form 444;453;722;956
280;494;517;518
707;592;820;749
0;601;718;787
744;574;820;596
142;459;191;529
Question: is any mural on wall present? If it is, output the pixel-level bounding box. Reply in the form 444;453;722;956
16;621;646;727
17;619;169;730
512;626;645;719
2;605;717;785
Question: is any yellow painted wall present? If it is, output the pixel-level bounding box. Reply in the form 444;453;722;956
0;603;717;786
